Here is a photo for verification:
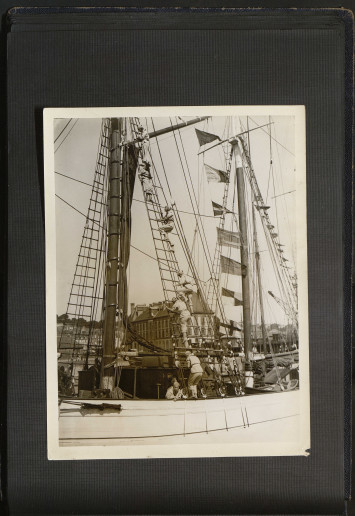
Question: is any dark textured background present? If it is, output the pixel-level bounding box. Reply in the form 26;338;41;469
5;7;352;516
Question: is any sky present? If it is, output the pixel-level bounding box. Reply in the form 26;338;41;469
54;113;298;326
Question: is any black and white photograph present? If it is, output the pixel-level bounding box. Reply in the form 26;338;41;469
44;106;309;460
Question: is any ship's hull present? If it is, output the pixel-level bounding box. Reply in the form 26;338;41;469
59;389;300;447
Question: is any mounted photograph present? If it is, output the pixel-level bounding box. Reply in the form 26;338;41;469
44;106;309;459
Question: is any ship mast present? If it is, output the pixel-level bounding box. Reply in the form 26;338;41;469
100;116;210;386
100;118;122;389
252;205;268;354
232;137;252;361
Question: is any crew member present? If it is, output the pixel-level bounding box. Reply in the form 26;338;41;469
138;162;153;202
166;294;192;347
157;205;175;249
185;351;203;399
177;270;195;313
158;205;175;233
136;124;150;162
165;378;183;401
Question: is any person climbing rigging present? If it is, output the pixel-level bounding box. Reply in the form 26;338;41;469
138;161;153;202
136;124;150;162
158;205;175;233
166;294;192;347
177;270;195;313
157;205;175;249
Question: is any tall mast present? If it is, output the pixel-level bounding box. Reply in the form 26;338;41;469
252;205;268;354
100;118;122;389
233;139;251;361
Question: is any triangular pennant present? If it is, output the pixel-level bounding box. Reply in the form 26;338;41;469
195;128;221;147
212;202;231;216
212;201;224;216
217;227;241;248
204;164;228;183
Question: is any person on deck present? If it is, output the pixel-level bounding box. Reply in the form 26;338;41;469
185;351;203;399
166;294;192;347
165;378;183;401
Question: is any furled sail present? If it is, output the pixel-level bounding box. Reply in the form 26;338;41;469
217;227;241;248
220;255;246;276
195;128;221;146
204;164;228;183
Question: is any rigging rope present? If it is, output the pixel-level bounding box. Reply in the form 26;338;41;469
247;116;295;156
55;119;79;153
54;119;72;144
170;117;227;324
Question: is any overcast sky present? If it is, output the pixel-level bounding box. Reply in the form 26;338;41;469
54;114;297;326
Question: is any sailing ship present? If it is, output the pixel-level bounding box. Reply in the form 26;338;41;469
55;113;301;446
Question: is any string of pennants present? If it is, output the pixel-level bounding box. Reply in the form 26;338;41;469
196;128;292;312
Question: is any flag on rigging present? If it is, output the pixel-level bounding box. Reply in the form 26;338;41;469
221;287;243;306
220;320;242;335
204;164;228;183
195;128;221;147
217;227;241;248
212;201;232;216
220;255;246;276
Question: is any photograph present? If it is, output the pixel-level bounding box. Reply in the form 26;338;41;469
44;106;309;459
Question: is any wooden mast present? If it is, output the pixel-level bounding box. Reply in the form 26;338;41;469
233;138;252;362
100;118;122;389
252;205;268;354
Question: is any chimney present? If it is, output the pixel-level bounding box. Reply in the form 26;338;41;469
130;303;135;315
